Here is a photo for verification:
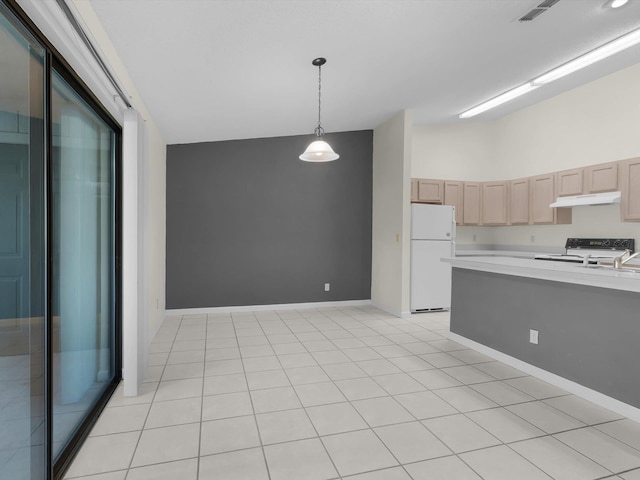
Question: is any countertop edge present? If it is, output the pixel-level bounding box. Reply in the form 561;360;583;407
444;256;640;293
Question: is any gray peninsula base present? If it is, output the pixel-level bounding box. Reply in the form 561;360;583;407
450;267;640;409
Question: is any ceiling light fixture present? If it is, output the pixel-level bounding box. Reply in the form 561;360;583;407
459;83;539;119
299;57;339;162
610;0;629;8
533;27;640;85
459;26;640;119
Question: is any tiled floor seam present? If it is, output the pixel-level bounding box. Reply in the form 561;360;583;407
112;314;184;479
232;313;273;480
261;312;344;480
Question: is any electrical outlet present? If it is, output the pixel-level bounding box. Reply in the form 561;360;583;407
529;329;539;345
324;283;330;292
473;234;477;242
530;235;536;243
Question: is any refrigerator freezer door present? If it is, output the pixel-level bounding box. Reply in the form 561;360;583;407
410;240;453;311
411;204;455;240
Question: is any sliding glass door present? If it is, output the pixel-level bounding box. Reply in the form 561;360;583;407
0;2;121;478
51;70;117;461
0;5;45;478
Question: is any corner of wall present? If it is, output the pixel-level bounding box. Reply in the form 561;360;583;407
371;110;412;317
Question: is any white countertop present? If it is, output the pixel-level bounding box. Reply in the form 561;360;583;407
444;255;640;293
455;250;537;259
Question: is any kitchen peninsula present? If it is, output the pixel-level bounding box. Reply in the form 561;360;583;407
444;255;640;415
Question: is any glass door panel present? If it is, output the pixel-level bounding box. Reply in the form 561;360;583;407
50;71;116;460
0;4;45;479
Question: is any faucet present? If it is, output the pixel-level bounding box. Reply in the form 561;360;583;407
621;252;640;267
612;249;640;269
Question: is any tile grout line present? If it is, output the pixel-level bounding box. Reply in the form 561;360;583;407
122;314;184;479
231;310;273;480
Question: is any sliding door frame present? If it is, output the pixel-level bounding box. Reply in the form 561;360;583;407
2;1;123;479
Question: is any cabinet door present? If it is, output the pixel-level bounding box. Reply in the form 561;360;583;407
621;157;640;222
530;174;571;225
444;181;463;224
462;182;482;225
586;163;618;193
417;179;444;204
509;178;529;225
530;174;556;224
556;168;584;196
411;179;419;203
482;182;508;225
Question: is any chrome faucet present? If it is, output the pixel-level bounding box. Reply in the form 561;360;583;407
612;249;640;269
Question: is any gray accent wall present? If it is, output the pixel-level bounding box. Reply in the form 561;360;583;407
450;268;640;408
166;131;373;309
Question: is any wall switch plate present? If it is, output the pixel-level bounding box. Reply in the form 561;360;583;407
529;329;539;344
324;283;330;292
530;235;536;243
473;234;477;242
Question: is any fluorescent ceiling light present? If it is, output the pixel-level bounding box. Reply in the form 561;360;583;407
459;83;539;119
610;0;629;8
533;27;640;85
459;26;640;119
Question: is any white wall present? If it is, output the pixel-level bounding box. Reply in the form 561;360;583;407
494;63;640;179
412;122;497;181
372;110;412;316
412;63;640;248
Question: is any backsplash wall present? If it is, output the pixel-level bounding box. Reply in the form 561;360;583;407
458;204;639;250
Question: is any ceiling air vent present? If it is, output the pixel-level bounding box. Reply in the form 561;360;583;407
519;0;561;22
537;0;561;8
519;8;545;21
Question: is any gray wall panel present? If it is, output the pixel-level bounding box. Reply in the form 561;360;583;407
451;268;640;408
166;130;372;308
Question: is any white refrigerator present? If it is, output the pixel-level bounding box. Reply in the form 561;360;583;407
410;204;456;312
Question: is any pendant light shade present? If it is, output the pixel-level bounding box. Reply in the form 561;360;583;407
299;57;339;162
299;139;339;162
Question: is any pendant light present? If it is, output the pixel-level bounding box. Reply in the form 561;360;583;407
299;57;339;162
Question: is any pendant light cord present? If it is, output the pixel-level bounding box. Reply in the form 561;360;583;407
315;63;324;137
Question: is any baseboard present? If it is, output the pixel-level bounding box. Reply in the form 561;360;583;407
166;299;372;316
448;331;640;423
370;301;409;318
148;310;166;348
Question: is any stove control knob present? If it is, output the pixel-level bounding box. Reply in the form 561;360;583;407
603;240;611;247
620;240;629;248
614;240;621;247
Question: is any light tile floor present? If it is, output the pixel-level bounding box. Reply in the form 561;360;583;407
64;306;640;480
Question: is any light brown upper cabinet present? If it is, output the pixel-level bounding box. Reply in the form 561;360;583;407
509;178;529;225
463;182;482;225
411;178;419;203
530;174;571;225
585;162;618;193
556;168;584;196
444;181;463;225
417;179;444;204
482;182;508;225
621;157;640;222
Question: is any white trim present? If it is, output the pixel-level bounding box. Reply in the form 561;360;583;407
16;0;126;122
448;331;640;423
167;300;372;316
122;110;142;396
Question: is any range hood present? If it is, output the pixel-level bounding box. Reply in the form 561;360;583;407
550;191;621;208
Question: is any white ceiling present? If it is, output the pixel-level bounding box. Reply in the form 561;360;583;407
88;0;640;145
